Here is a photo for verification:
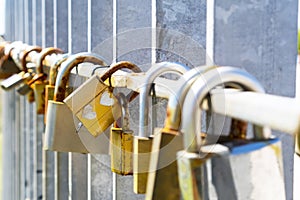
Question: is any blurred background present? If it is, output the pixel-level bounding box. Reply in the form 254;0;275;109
0;1;5;199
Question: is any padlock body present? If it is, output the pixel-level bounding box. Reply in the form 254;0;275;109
295;134;300;155
177;150;211;200
44;85;55;122
0;57;21;79
1;72;26;90
33;81;47;114
44;85;72;121
211;138;285;200
133;136;153;194
17;83;32;95
110;127;133;175
27;89;35;103
146;130;183;200
44;100;89;153
44;100;110;154
64;74;120;137
177;138;285;200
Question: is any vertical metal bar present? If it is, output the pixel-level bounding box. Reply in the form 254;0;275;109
67;1;72;199
89;0;114;199
19;1;26;198
115;0;151;198
24;1;31;198
26;102;35;200
2;90;15;200
20;96;27;200
31;0;44;199
54;0;69;199
87;0;92;199
42;0;55;199
69;1;88;200
14;0;21;199
206;0;214;65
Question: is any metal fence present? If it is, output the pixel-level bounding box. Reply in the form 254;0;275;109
2;0;298;200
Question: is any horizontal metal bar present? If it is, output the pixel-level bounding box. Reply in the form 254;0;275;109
7;43;300;136
205;89;300;135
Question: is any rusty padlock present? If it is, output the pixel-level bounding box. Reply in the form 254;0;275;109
133;62;190;194
17;46;46;95
64;61;142;137
20;45;43;102
177;67;283;200
0;43;35;90
33;47;64;114
145;65;216;200
0;41;23;79
44;54;70;121
44;52;107;153
110;92;134;175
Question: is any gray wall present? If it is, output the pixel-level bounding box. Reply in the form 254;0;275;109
2;0;298;199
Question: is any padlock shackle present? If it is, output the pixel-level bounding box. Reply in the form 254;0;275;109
115;92;130;131
100;61;142;102
0;41;24;70
139;62;190;138
49;54;69;86
163;65;217;132
181;67;268;153
54;52;107;102
21;46;42;73
36;47;64;74
100;61;141;82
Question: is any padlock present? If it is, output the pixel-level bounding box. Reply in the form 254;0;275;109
145;65;216;200
20;46;43;102
33;47;64;114
16;47;61;96
177;67;284;199
133;62;190;194
1;71;33;90
17;73;46;95
44;54;70;121
110;92;134;175
0;43;35;89
0;41;23;78
44;52;107;153
63;61;142;137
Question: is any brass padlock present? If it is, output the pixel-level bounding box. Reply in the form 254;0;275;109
20;46;42;102
44;54;69;121
44;52;107;153
0;41;22;79
33;47;64;114
64;61;142;137
177;67;272;200
134;62;190;194
110;92;134;175
17;73;46;95
145;65;216;200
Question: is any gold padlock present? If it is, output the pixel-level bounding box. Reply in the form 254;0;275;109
33;47;64;114
44;52;107;153
44;54;70;121
133;62;189;194
145;65;215;200
110;92;134;175
64;61;142;137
